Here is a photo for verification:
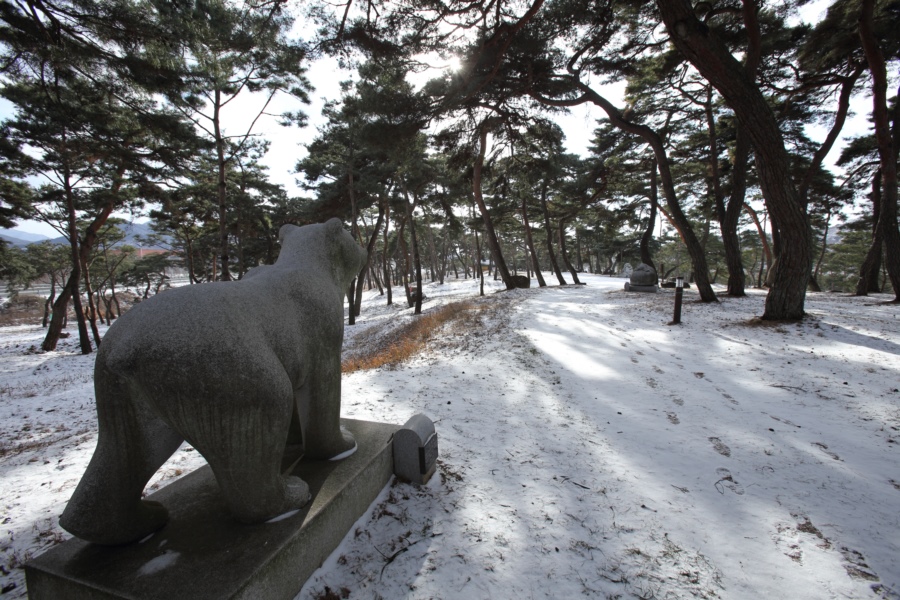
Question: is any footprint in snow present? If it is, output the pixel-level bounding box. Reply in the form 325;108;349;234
667;412;680;425
714;467;744;495
715;388;739;405
812;442;841;461
709;437;731;457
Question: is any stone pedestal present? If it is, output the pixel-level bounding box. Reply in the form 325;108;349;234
25;419;401;600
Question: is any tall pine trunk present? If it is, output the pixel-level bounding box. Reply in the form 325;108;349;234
558;220;581;284
639;158;658;276
856;170;883;294
43;152;91;353
383;203;393;305
403;187;424;314
472;123;514;290
213;88;231;282
353;203;385;317
539;184;567;285
521;194;547;287
705;91;747;297
858;1;900;300
576;84;717;302
658;0;809;319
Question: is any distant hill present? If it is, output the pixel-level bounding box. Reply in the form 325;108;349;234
0;230;51;247
1;222;168;250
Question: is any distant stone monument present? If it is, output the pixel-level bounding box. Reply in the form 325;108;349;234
59;218;368;546
624;263;658;293
510;274;530;289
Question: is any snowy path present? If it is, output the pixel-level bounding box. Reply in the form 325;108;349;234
2;274;899;599
306;275;900;599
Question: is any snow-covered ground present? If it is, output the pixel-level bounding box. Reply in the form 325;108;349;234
2;274;899;599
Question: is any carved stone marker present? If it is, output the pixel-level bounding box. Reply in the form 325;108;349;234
624;263;658;293
393;414;438;484
59;218;367;546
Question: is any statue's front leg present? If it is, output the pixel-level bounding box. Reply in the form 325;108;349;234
302;356;356;460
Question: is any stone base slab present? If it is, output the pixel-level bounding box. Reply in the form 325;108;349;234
25;419;400;600
624;283;658;293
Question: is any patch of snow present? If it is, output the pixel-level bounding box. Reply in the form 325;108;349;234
266;509;302;524
1;273;898;600
328;443;358;462
136;551;180;577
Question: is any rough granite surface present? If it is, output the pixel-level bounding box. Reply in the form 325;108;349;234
58;218;367;545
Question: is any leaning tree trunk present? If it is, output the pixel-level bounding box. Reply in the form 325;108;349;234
706;89;747;297
213;89;231;282
558;220;581;284
474;229;485;297
639;158;659;277
576;84;717;302
397;217;413;307
43;165;91;353
472;123;515;290
658;0;810;318
521;195;548;287
353;203;385;318
539;184;567;285
856;169;884;294
42;276;55;328
810;210;832;292
403;188;424;315
383;202;393;305
722;128;750;297
43;161;125;350
858;1;900;300
82;262;102;348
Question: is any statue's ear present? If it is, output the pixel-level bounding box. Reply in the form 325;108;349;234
325;218;344;235
278;224;297;245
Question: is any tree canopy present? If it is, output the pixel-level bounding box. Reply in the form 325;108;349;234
2;0;898;345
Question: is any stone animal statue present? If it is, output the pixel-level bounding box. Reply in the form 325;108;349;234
60;219;367;545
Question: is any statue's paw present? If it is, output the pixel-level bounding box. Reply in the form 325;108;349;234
263;477;310;524
307;427;357;461
283;475;311;509
131;500;170;541
328;438;357;461
62;500;169;546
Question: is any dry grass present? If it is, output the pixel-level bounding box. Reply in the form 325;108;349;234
0;294;47;326
342;301;482;373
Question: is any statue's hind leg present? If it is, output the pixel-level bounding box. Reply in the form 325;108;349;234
185;366;311;523
60;367;184;545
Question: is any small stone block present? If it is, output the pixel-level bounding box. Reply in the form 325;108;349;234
393;414;438;484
